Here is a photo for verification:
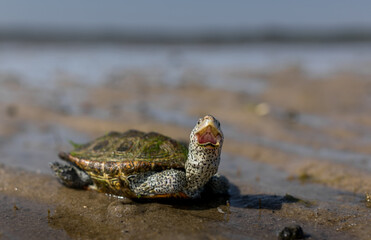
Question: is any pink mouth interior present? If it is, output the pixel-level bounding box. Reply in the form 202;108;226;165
197;131;218;145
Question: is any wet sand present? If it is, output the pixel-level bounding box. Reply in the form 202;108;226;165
1;60;371;239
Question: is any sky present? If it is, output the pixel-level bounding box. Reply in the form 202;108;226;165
0;1;370;32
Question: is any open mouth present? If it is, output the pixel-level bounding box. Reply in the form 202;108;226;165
196;125;222;148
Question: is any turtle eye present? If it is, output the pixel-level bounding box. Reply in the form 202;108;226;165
197;119;202;125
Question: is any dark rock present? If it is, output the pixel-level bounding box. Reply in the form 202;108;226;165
278;225;304;240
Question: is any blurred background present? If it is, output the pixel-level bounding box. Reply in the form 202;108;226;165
1;0;371;196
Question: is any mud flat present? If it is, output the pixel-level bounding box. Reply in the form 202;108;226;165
1;162;369;240
1;49;371;239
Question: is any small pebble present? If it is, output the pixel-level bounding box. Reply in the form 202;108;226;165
278;225;304;240
365;193;371;208
255;103;270;116
217;207;225;214
13;204;19;211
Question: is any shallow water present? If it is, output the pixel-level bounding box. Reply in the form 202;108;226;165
0;123;90;173
1;43;371;88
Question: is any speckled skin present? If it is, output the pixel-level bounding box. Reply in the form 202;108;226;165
51;115;227;199
128;169;187;197
184;119;224;198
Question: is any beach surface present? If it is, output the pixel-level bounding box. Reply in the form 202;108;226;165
0;43;370;239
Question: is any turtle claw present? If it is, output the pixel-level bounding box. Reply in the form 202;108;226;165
136;183;153;194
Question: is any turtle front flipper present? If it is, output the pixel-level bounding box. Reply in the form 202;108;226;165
204;173;229;196
50;162;93;189
128;169;187;198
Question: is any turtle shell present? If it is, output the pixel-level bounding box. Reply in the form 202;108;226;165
58;130;188;197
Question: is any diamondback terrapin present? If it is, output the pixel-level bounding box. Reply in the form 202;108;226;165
50;115;228;199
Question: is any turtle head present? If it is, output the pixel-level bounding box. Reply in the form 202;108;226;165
185;115;224;197
191;115;223;149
